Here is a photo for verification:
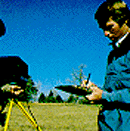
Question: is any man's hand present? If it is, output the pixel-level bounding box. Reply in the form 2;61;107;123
1;84;24;96
81;80;103;101
85;86;103;101
10;85;24;95
81;80;97;88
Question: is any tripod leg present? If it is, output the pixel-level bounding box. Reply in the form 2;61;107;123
16;101;42;131
4;98;14;131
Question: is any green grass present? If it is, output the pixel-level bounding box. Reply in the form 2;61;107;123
0;103;99;131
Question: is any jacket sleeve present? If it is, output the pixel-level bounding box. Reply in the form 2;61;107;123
102;88;130;103
102;52;130;104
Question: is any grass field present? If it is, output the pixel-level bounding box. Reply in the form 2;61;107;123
0;103;100;131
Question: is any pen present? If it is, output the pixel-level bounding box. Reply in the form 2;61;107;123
86;73;91;85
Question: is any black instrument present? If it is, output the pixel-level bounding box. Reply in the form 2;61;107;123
55;85;92;96
55;73;92;96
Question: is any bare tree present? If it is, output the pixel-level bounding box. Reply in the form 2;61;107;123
65;64;90;103
66;64;87;85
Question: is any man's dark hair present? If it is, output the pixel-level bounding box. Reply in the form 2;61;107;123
0;19;6;37
95;0;130;29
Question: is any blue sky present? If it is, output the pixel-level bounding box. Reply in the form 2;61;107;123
0;0;130;99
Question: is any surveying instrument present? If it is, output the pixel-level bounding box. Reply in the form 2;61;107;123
0;56;42;131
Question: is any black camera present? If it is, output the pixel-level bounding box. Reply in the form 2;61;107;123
0;56;28;89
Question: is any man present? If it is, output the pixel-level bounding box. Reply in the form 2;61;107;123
0;19;23;126
83;0;130;130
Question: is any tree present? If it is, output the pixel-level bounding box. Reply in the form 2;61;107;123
41;90;64;103
46;90;56;103
48;90;53;97
67;94;75;103
55;94;63;103
70;64;87;85
18;76;38;102
66;64;89;103
38;92;46;103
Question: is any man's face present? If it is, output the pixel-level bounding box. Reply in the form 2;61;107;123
103;17;127;42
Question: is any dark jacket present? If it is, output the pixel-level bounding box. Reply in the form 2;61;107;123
98;34;130;131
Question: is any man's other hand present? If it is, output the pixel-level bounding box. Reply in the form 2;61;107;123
1;84;24;95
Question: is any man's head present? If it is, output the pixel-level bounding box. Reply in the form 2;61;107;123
0;19;6;37
95;0;130;42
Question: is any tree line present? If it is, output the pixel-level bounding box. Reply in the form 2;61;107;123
38;90;90;104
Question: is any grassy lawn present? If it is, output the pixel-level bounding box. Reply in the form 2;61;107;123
0;103;99;131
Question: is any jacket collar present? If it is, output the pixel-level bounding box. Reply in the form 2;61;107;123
115;32;129;48
108;32;130;63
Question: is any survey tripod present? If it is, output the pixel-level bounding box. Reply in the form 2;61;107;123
4;98;42;131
